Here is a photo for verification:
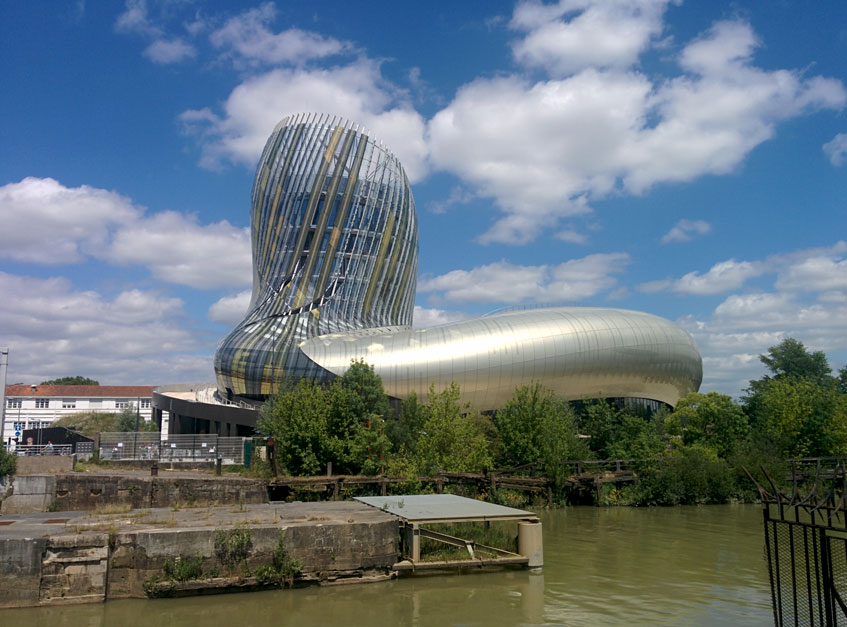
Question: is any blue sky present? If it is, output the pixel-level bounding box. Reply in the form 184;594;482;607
1;0;846;398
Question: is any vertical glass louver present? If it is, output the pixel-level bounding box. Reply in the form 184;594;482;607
214;113;419;399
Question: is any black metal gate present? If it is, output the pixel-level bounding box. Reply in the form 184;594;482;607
752;462;847;625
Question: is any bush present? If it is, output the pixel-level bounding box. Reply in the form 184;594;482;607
0;446;16;479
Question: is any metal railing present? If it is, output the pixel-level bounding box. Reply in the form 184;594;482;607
15;444;73;456
98;433;247;464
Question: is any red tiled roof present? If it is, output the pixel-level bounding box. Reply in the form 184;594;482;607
5;385;155;398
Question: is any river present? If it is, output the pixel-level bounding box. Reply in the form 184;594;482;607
2;504;773;626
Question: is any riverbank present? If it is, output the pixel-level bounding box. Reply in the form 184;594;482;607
0;501;398;608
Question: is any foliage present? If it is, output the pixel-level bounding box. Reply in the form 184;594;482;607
341;359;390;419
0;445;16;479
668;392;749;458
415;384;494;474
51;408;158;436
496;383;558;467
162;555;205;582
759;338;832;384
272;534;302;585
214;527;253;567
40;375;99;386
386;392;428;454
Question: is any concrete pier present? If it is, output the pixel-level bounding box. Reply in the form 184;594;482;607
0;501;398;608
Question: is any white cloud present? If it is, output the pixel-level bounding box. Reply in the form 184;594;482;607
209;3;345;67
115;0;159;37
418;253;629;304
823;133;847;166
103;211;251;289
639;259;763;295
0;271;211;385
208;290;252;325
775;251;847;293
412;306;469;329
428;19;845;244
555;229;588;244
661;219;711;243
510;0;672;76
180;62;428;181
144;38;195;64
0;177;250;289
0;177;140;264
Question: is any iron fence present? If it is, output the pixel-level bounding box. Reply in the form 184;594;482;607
98;433;247;464
14;444;73;456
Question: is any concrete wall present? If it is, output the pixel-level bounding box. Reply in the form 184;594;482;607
0;517;399;607
0;475;56;514
53;474;268;510
16;455;74;475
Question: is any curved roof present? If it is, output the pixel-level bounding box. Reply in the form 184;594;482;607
301;306;703;410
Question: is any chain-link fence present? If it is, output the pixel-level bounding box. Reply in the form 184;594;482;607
98;433;247;464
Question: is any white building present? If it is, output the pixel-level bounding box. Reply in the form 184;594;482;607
2;384;154;447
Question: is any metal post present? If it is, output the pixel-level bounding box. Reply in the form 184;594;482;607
0;348;8;448
134;397;140;460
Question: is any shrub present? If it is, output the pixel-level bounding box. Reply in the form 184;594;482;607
0;446;16;479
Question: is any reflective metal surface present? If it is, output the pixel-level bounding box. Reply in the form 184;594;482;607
215;113;702;407
214;113;418;398
301;307;702;409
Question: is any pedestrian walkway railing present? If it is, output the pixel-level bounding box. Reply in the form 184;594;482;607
14;444;73;456
98;433;247;464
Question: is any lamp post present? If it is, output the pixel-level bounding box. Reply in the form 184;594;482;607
0;348;8;449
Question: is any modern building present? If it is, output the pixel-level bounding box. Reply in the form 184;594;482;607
214;113;703;412
3;384;154;447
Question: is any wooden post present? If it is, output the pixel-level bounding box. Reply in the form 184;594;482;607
380;477;387;496
436;478;444;494
333;479;341;501
546;486;553;508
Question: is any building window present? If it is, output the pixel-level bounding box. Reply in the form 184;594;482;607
115;401;131;409
140;399;151;409
6;398;21;409
27;421;50;429
35;399;50;409
62;400;76;409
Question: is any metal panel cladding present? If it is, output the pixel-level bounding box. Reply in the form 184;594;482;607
301;307;703;410
214;113;419;399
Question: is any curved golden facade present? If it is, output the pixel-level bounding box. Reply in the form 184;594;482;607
216;112;702;407
301;307;702;410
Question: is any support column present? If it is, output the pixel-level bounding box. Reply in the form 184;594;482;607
518;521;543;569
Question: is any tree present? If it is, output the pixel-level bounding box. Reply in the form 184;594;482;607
758;338;831;383
415;384;494;474
40;376;99;386
386;392;428;454
495;383;572;467
755;377;847;458
669;392;749;459
340;359;389;419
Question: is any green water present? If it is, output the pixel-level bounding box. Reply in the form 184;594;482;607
2;504;772;626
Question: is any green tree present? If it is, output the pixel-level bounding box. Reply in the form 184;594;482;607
759;338;831;383
537;402;591;490
386;392;428;454
340;359;389;419
755;377;847;457
257;379;332;475
0;445;16;479
495;383;577;467
415;384;494;474
669;392;749;459
40;376;99;386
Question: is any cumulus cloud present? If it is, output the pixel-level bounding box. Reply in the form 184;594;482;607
103;211;251;289
210;3;346;67
418;253;630;304
510;0;672;76
0;271;210;384
180;62;428;181
823;133;847;166
144;38;196;64
208;290;252;325
0;177;250;289
428;18;845;244
116;0;196;64
412;306;469;329
661;219;711;243
0;177;140;264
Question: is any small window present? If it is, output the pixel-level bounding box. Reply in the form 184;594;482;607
62;400;76;409
115;401;130;409
140;399;151;409
6;398;21;409
35;398;49;409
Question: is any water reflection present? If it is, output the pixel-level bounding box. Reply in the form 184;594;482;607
2;505;772;626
